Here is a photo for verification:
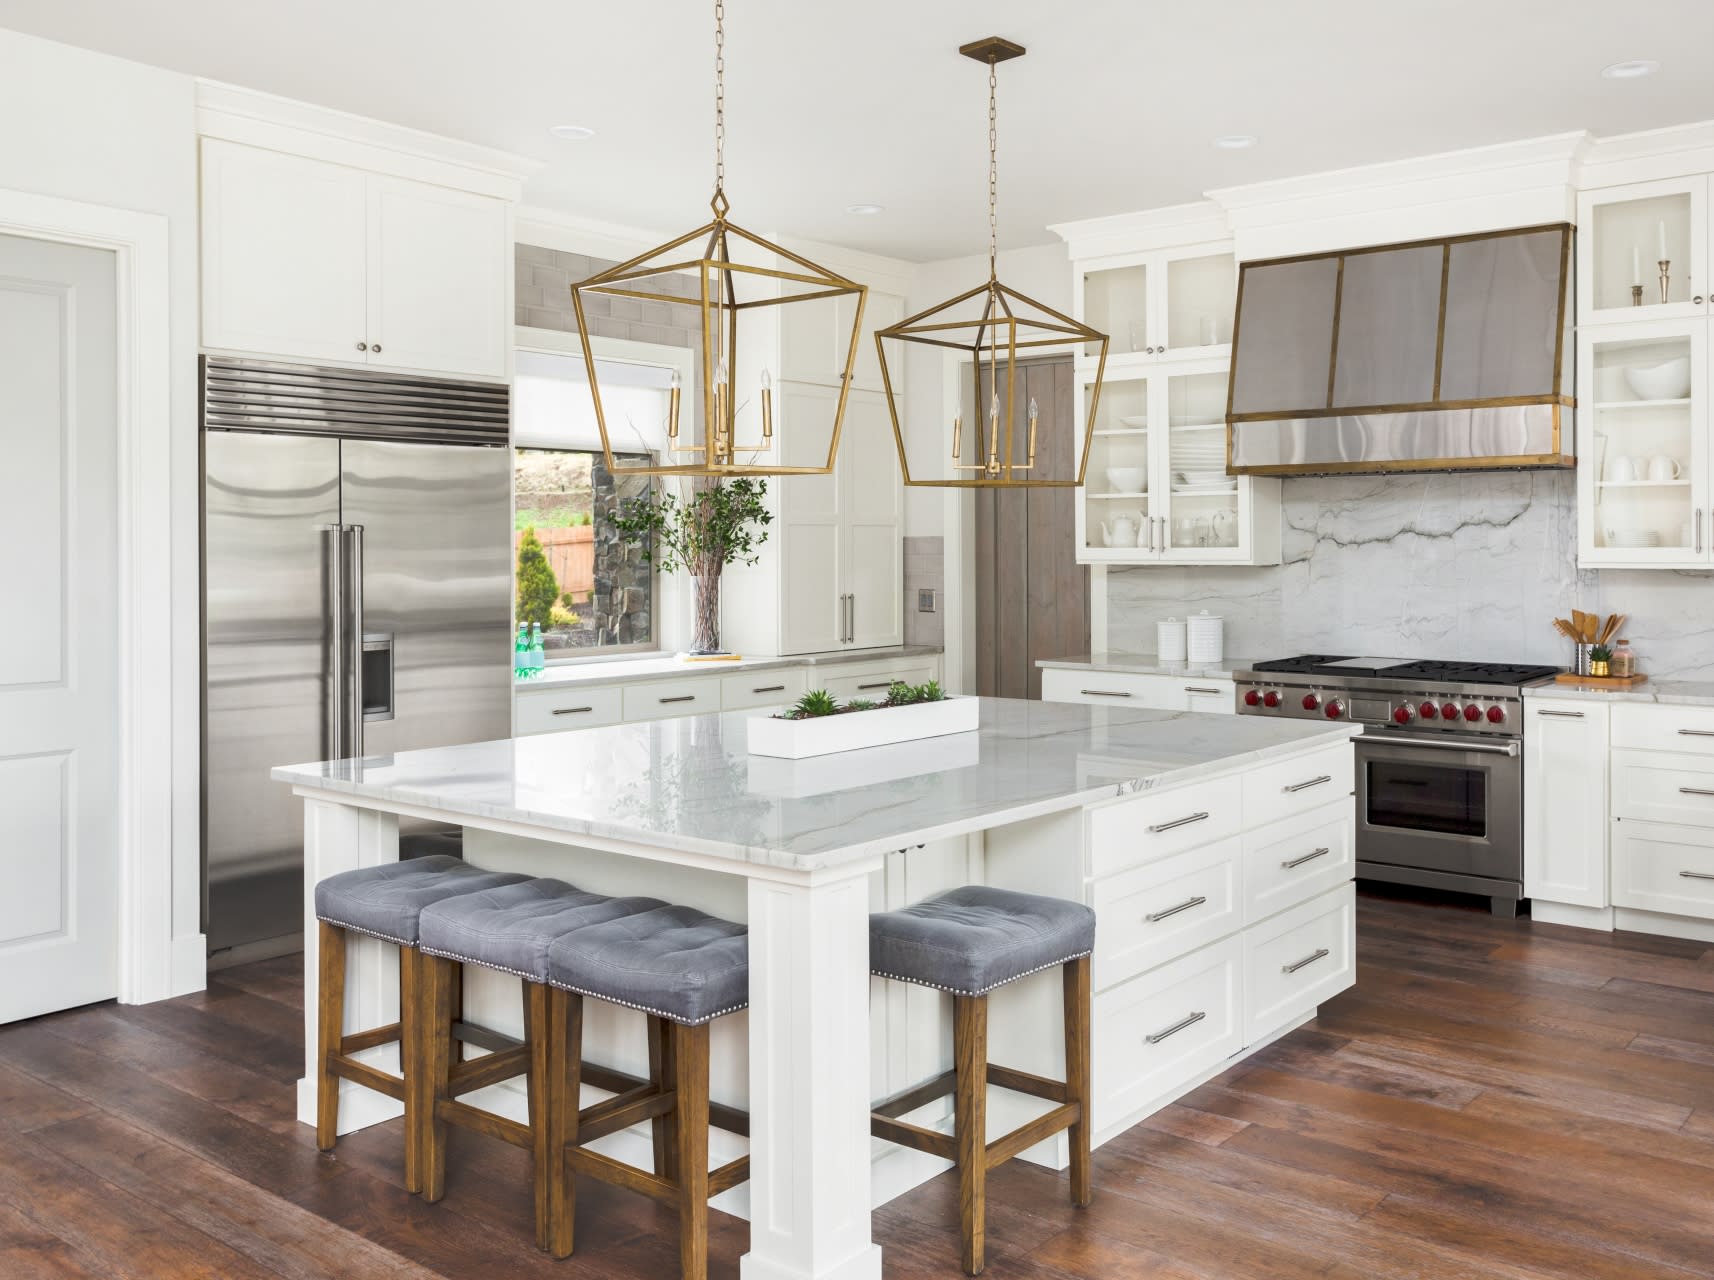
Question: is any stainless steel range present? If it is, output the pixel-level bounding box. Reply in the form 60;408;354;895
1233;655;1560;917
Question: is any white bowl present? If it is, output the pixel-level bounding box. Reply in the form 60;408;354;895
1105;466;1145;492
1177;470;1230;487
1625;357;1691;401
1118;415;1149;428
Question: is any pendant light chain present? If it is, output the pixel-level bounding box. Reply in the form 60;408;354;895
987;54;999;277
713;0;726;207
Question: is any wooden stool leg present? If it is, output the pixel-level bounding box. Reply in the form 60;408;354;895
315;921;346;1152
647;1015;680;1181
521;978;540;1140
449;963;465;1063
1063;956;1092;1209
525;982;553;1251
673;1022;711;1280
954;993;988;1277
545;988;582;1259
399;947;421;1193
419;953;455;1202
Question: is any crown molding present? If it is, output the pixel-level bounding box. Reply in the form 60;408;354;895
1578;118;1714;190
196;79;541;201
1049;200;1229;260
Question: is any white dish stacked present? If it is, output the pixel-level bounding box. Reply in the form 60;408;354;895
1607;529;1661;548
1171;435;1234;492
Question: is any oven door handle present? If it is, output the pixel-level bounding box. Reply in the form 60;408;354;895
1361;734;1519;758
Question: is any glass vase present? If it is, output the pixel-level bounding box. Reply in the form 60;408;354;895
691;572;723;655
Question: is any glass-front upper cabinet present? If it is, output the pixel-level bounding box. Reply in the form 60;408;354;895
1076;370;1152;555
1078;244;1236;366
1576;319;1710;567
1579;176;1710;325
1161;368;1240;555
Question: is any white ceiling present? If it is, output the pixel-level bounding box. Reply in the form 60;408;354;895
3;0;1712;261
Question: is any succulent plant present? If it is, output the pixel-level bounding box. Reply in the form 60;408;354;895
786;689;840;720
884;679;946;707
844;698;877;712
1589;644;1613;663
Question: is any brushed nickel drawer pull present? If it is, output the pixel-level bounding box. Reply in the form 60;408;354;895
1282;847;1331;870
857;681;894;691
1184;685;1224;695
1679;729;1714;737
1147;811;1209;834
1145;895;1207;923
1283;947;1331;975
1678;787;1714;797
1283;775;1333;794
1081;688;1132;698
659;695;697;704
1144;1010;1206;1045
1537;710;1585;718
752;684;787;694
551;706;594;716
1681;870;1714;881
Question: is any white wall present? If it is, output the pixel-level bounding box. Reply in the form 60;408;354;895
0;30;203;963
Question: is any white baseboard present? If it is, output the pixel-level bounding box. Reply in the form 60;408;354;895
1613;908;1714;944
1529;901;1615;932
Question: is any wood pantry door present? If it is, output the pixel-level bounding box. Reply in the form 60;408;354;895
973;355;1091;699
0;232;121;1021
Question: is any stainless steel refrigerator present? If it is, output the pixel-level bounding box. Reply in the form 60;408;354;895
202;357;513;960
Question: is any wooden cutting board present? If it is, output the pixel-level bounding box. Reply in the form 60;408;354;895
1553;672;1649;688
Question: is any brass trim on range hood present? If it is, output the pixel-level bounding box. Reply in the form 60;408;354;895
1225;222;1575;476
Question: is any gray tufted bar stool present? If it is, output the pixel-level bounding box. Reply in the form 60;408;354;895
311;855;530;1191
540;902;753;1280
867;885;1097;1276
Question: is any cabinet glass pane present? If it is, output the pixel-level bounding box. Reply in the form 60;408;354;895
1085;376;1148;550
1167;372;1237;550
1084;264;1147;356
1230;257;1338;414
1588;333;1695;553
1332;245;1442;407
1439;230;1563;401
1592;191;1695;311
1166;253;1236;349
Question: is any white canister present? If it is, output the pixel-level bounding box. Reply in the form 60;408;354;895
1157;617;1188;662
1186;610;1224;664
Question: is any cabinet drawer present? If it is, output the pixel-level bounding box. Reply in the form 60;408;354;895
1041;668;1178;711
1092;935;1243;1136
1612;820;1714;920
1612;704;1714;757
514;684;625;736
1612;750;1714;829
1241;743;1354;831
1088;776;1243;879
622;678;719;722
1243;882;1355;1042
721;669;808;712
1243;802;1354;925
1093;837;1242;990
821;664;936;700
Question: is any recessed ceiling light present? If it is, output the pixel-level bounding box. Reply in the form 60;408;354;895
548;124;596;140
1214;134;1258;150
1601;59;1660;80
846;203;885;215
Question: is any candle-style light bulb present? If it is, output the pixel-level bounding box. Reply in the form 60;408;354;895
714;359;730;459
668;367;682;440
1027;395;1039;466
952;413;963;462
987;397;1000;475
760;367;774;440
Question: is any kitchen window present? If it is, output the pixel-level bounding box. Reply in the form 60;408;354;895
512;342;687;658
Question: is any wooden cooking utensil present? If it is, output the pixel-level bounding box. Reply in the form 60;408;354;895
1552;618;1580;643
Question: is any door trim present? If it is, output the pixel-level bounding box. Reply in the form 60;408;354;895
0;188;187;1004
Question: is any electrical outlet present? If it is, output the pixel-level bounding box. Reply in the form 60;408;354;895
916;589;937;613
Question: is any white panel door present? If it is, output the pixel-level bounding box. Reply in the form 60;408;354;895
366;175;509;379
200;138;368;364
0;233;120;1021
778;383;844;653
841;391;904;648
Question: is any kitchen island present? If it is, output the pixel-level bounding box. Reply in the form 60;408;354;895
275;697;1359;1280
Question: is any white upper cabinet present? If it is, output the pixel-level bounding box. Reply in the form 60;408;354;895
201;138;510;381
1078;243;1237;369
1578;176;1710;326
779;286;905;392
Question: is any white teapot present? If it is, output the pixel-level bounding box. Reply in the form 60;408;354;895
1101;512;1143;548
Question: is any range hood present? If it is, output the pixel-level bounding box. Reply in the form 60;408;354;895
1226;224;1574;475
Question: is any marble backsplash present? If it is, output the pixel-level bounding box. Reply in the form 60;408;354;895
1107;471;1714;680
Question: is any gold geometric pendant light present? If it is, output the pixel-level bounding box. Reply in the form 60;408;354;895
875;38;1110;487
570;0;869;477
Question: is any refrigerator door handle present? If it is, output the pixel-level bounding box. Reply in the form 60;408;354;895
320;523;346;759
346;524;366;758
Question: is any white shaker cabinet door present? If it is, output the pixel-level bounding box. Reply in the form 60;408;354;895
841;391;904;649
367;175;509;380
201;139;368;365
1523;699;1610;908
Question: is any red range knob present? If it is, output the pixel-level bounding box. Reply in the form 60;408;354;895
1463;704;1482;722
1392;705;1413;725
1263;690;1281;708
1419;701;1439;719
1325;700;1345;720
1302;693;1320;711
1244;689;1261;707
1486;705;1506;724
1441;702;1460;720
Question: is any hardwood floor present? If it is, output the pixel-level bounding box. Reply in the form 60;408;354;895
2;888;1713;1278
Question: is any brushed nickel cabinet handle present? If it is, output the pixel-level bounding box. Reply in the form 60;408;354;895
857;681;894;691
355;341;368;351
1537;710;1585;718
1283;774;1333;794
752;684;786;694
1147;811;1210;834
1144;1010;1206;1044
1184;686;1225;695
1699;509;1705;554
1678;729;1714;737
371;343;382;353
659;695;697;704
1282;847;1331;870
1283;947;1331;975
1081;688;1132;698
1145;895;1207;923
551;706;594;716
1681;870;1714;881
1678;787;1714;797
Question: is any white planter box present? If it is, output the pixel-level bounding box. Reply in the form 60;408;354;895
747;696;980;760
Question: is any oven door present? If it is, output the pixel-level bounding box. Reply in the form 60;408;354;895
1355;732;1522;882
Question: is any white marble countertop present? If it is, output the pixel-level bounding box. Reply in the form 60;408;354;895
274;697;1357;873
1036;652;1258;679
517;645;943;690
1525;679;1714;708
